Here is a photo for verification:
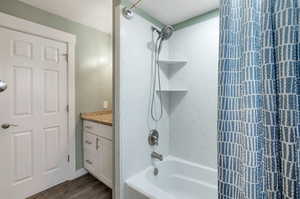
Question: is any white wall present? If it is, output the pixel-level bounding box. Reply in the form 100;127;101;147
119;13;170;199
168;15;219;169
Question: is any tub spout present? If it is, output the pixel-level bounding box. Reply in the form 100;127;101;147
151;152;163;161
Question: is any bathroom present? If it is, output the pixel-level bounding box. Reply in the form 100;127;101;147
0;0;299;199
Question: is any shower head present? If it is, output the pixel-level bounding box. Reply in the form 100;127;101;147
154;25;175;53
160;25;174;40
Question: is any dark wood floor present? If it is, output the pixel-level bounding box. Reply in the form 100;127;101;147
27;174;112;199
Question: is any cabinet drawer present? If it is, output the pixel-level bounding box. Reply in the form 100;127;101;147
83;120;99;132
83;120;112;140
97;124;113;140
84;149;98;177
83;131;98;152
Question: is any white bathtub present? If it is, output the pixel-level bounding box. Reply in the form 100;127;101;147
126;156;217;199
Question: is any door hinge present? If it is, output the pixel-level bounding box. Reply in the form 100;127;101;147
66;105;69;112
62;53;68;63
67;155;70;162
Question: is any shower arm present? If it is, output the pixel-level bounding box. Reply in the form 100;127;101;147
151;26;161;35
129;0;143;10
122;0;144;19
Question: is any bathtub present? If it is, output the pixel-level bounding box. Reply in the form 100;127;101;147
126;156;217;199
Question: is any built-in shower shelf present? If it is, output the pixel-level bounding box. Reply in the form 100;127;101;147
158;59;187;67
156;89;188;93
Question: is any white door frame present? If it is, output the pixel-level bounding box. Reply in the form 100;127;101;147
113;1;121;199
0;12;77;180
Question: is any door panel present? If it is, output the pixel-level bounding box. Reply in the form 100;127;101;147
43;46;59;64
44;70;59;114
12;40;33;59
0;27;69;199
44;126;60;172
12;66;33;116
12;130;33;184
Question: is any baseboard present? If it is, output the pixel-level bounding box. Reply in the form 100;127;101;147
71;168;88;180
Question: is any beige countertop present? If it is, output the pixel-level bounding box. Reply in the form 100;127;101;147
81;110;113;126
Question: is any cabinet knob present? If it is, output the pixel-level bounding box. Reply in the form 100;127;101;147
85;126;92;129
1;123;18;129
86;160;93;165
0;80;7;92
85;140;92;145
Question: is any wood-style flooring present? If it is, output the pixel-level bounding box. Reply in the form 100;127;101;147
27;174;112;199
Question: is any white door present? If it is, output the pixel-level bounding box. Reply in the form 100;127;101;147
0;27;69;199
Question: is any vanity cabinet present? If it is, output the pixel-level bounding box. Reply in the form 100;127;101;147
83;120;113;188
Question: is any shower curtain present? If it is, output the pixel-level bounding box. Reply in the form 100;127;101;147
218;0;300;198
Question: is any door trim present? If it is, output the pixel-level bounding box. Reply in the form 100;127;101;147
0;12;77;180
113;2;121;199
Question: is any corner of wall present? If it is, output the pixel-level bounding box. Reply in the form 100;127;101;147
173;8;219;31
120;0;165;28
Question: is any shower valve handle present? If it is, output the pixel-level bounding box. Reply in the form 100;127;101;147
148;129;159;146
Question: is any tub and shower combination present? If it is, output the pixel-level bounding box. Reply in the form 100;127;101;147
118;0;300;197
119;0;219;198
126;156;217;199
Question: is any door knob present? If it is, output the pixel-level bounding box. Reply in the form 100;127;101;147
0;80;7;92
1;123;18;129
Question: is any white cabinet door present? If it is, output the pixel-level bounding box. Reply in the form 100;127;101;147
99;138;113;188
0;27;69;199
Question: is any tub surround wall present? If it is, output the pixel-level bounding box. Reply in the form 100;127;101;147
168;15;219;169
119;13;170;199
119;8;219;199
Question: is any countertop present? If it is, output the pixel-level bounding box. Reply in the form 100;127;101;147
81;110;113;126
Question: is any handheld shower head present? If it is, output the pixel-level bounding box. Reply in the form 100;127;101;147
160;25;174;40
152;25;175;40
150;25;174;123
154;25;175;53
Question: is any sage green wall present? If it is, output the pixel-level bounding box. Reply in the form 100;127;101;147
0;0;113;169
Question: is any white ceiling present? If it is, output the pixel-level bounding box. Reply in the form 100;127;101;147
129;0;219;25
19;0;112;34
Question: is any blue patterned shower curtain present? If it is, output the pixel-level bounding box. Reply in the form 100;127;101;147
218;0;300;198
